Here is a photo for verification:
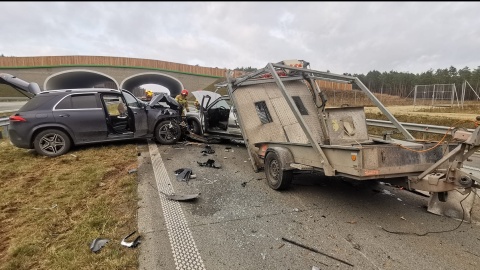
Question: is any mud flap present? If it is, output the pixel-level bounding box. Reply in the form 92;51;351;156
428;188;478;223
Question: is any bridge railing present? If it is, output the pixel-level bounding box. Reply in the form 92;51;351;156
0;56;228;77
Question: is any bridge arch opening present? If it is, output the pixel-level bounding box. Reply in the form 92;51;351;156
120;72;183;98
140;84;171;95
44;69;119;90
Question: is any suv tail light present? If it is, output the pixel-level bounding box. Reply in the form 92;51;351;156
9;115;26;122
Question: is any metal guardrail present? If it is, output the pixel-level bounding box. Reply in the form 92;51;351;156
0;117;475;140
0;117;9;139
366;119;475;135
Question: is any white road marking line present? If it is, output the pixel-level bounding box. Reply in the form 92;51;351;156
148;141;206;270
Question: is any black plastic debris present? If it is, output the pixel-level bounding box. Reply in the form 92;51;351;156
197;159;221;169
201;145;215;154
90;238;109;253
174;168;193;181
121;231;141;248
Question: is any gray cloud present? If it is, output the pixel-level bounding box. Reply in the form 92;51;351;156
1;2;479;74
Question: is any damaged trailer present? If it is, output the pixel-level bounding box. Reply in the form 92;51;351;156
225;60;480;214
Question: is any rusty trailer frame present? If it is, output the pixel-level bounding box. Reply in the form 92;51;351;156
226;60;480;195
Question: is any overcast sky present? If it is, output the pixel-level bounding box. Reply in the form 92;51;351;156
1;2;479;76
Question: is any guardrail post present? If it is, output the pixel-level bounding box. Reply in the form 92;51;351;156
0;117;10;139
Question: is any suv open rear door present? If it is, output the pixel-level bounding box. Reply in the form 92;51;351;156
0;73;41;98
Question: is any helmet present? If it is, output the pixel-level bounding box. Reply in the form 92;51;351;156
181;89;189;96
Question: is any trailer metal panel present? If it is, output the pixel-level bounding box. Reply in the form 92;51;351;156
227;60;480;196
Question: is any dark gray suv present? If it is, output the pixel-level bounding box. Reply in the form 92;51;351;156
1;73;182;157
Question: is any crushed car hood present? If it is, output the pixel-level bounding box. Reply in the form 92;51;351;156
149;92;180;109
0;73;41;98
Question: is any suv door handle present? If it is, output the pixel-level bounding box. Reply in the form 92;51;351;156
58;114;70;117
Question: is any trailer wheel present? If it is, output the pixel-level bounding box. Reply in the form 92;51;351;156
265;152;293;190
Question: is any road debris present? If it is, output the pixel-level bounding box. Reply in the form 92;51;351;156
201;145;215;154
128;168;137;174
345;234;361;250
281;237;353;267
159;191;200;201
89;238;109;253
185;142;203;146
121;231;141;248
197;159;221;169
174;168;193;181
185;133;210;143
382;189;393;196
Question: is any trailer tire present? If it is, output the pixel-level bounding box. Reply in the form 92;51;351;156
265;151;293;190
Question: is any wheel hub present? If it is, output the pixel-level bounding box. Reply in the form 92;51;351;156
270;160;280;180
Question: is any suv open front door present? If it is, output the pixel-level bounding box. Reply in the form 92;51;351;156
121;89;148;137
192;90;221;134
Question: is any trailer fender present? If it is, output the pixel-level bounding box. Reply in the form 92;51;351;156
265;147;295;171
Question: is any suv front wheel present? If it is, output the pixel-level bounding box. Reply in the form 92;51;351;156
33;129;71;157
155;120;181;144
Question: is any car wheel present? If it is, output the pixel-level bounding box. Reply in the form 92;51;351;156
265;151;293;190
155;120;181;144
188;119;201;135
33;129;71;157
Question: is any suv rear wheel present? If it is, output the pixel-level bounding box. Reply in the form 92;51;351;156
155;120;181;144
33;129;71;157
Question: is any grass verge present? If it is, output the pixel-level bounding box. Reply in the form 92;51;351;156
0;140;139;270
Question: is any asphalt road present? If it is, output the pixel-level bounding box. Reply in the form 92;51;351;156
136;140;480;270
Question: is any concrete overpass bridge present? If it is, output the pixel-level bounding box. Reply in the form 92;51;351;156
0;56;227;97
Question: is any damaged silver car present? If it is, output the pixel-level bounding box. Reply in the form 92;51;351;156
185;90;242;141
